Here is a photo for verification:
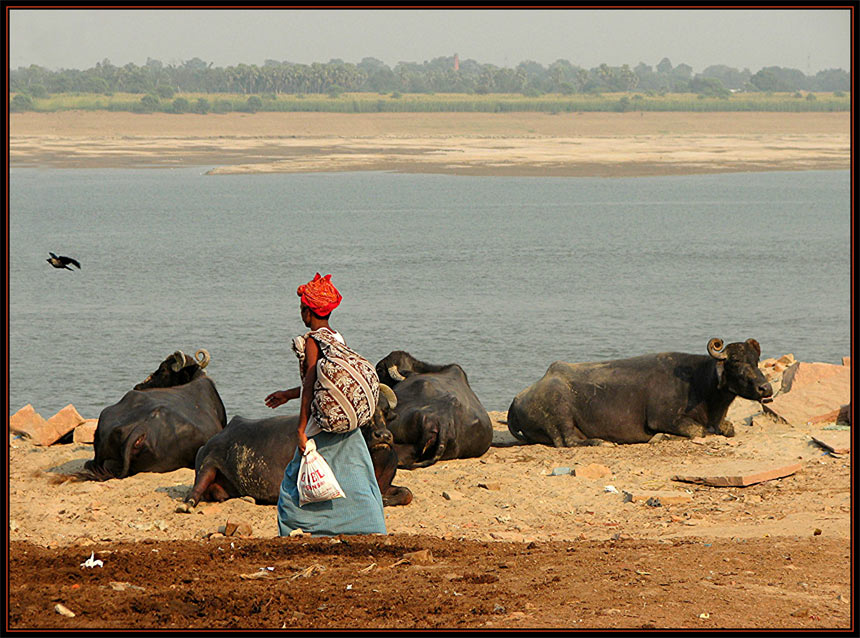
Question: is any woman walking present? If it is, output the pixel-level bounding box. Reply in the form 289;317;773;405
265;273;386;536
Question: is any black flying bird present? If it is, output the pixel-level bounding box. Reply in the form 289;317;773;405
47;252;81;270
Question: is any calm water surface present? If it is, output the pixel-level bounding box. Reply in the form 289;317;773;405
8;168;851;417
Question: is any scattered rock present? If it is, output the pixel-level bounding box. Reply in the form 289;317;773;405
401;549;434;565
109;581;146;592
573;463;611;479
549;467;571;476
442;490;462;500
291;564;326;579
623;490;692;506
175;502;194;514
478;482;501;491
224;520;252;537
54;603;75;618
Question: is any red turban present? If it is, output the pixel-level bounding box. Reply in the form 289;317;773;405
297;273;342;316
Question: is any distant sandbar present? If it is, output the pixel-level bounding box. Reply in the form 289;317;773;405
10;111;850;177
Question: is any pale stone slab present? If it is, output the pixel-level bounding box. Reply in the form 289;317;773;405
73;419;99;444
764;366;850;425
780;361;848;394
672;461;803;487
811;431;850;455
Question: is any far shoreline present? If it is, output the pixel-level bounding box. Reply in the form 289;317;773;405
9;111;850;177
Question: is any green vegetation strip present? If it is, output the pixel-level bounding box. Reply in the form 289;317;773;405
10;91;849;114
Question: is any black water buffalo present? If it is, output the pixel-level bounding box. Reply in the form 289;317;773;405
507;338;774;447
375;351;493;469
185;385;412;507
79;349;226;480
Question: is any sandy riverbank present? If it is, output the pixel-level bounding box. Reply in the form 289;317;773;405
9;111;851;176
8;354;852;628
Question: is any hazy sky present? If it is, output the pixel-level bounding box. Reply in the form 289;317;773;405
7;8;852;74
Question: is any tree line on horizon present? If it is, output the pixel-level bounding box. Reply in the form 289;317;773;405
10;54;850;101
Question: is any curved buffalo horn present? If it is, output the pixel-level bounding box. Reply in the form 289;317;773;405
195;349;211;369
171;350;187;372
378;383;397;410
707;338;727;360
387;365;406;382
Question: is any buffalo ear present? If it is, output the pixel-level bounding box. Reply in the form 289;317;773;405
745;339;762;357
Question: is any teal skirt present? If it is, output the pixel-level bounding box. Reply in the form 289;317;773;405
277;428;386;536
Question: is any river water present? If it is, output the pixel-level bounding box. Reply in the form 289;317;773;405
8;168;851;417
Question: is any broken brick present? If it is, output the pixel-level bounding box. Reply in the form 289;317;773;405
573;463;611;479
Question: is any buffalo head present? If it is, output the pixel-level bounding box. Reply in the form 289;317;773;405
376;351;453;386
707;338;773;404
361;384;412;506
362;384;398;453
134;349;211;390
375;351;417;385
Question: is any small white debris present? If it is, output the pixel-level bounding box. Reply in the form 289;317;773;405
80;551;103;568
55;603;75;617
604;485;619;493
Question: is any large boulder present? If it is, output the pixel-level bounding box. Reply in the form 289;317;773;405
764;360;851;426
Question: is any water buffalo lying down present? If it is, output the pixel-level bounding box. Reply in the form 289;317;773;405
185;385;412;507
78;349;226;480
507;338;774;447
376;351;493;469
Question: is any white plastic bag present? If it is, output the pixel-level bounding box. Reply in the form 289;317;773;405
297;439;346;506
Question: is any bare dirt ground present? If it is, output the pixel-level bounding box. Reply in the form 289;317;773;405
7;405;853;629
9;111;850;176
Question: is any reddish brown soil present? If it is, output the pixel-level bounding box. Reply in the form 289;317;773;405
7;535;852;630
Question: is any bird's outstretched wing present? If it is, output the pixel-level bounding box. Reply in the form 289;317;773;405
62;256;81;269
49;252;59;259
